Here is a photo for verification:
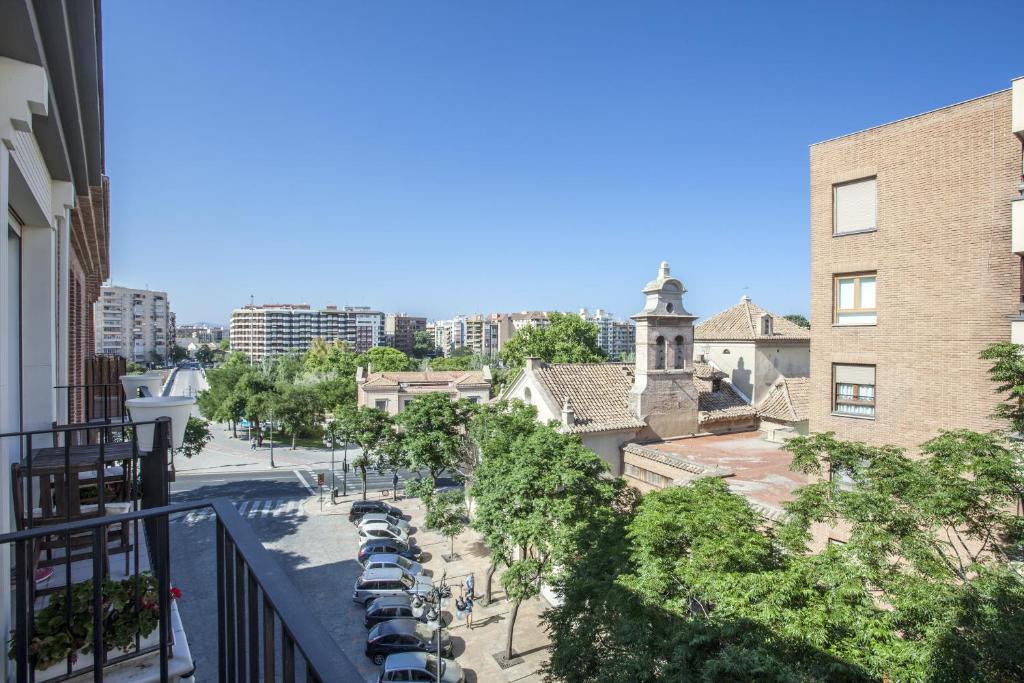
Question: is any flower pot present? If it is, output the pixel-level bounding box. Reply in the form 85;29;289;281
31;615;172;682
120;374;164;400
125;396;195;451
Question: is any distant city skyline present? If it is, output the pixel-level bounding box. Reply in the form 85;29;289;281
101;2;1022;324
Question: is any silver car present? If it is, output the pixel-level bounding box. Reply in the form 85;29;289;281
358;512;412;533
352;567;432;606
378;652;464;683
358;521;409;545
362;553;425;577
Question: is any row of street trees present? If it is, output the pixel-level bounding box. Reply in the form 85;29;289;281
542;343;1024;682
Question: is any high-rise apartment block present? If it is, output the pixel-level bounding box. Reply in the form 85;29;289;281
578;308;636;361
809;78;1024;451
94;286;174;363
230;304;385;361
384;313;427;356
176;323;226;345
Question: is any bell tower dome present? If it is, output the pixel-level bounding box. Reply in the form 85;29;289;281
628;261;699;439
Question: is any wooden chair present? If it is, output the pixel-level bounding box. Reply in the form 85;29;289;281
11;461;133;591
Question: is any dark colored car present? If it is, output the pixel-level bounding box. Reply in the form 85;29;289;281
365;619;451;665
363;595;433;629
358;538;420;564
349;500;402;523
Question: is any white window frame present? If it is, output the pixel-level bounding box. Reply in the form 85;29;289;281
834;273;877;326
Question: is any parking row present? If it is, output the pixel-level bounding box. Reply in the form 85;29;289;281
349;499;466;683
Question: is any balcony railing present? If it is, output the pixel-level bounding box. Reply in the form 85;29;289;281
1;419;360;682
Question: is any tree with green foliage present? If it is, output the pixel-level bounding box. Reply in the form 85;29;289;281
499;312;606;370
273;383;324;449
472;422;620;663
412;330;437;359
395;392;474;487
545;342;1024;683
197;352;249;436
125;361;146;375
980;340;1024;434
427;489;467;561
468;399;541;602
218;339;230;351
304;338;359;375
170;345;189;363
783;313;810;329
428;354;475;371
361;346;415;372
179;416;213;459
194;345;214;364
237;371;276;445
351;407;395;501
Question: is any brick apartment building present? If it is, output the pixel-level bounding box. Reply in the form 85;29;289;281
384;313;427;356
809;77;1024;451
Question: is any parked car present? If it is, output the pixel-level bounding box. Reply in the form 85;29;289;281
358;521;409;545
349;500;402;523
352;568;433;606
365;619;452;665
363;595;434;629
358;512;412;533
358;539;420;564
362;553;424;577
378;652;464;683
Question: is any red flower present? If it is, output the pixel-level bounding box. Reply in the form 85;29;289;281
169;587;182;600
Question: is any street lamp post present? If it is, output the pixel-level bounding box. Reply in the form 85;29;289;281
269;408;275;469
342;438;348;497
330;432;337;502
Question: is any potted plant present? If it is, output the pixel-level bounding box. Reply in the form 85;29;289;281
9;573;181;681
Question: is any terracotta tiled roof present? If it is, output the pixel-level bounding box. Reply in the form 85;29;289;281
533;363;646;434
693;362;757;425
757;377;810;423
695;297;810;342
361;370;490;391
525;361;754;434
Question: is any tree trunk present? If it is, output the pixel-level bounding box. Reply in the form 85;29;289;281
291;432;297;450
450;535;455;559
504;599;521;663
361;468;368;501
231;420;237;438
484;562;496;605
255;421;263;446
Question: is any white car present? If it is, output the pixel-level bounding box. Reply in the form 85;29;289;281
358;521;409;545
358;512;411;533
362;553;425;577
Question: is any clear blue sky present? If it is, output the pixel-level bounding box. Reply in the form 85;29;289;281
103;0;1023;325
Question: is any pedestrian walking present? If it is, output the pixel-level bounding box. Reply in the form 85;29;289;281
464;573;475;599
250;439;256;450
464;594;474;629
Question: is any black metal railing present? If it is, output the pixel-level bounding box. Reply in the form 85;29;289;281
55;383;127;431
1;418;360;682
1;499;361;682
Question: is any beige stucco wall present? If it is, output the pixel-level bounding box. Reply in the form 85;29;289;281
358;387;490;416
700;341;809;405
580;430;638;476
699;342;755;401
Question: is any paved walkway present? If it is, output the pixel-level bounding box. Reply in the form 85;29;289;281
310;492;553;682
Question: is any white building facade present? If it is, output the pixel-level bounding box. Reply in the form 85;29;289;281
230;303;385;361
95;286;173;363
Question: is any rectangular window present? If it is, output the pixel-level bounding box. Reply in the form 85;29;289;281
833;177;877;235
833;364;875;418
375;399;388;411
834;273;877;325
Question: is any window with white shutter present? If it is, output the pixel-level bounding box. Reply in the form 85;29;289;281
833;177;877;235
833;364;876;418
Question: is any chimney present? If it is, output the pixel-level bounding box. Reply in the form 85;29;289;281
561;397;575;428
760;314;773;336
525;357;543;372
356;366;366;383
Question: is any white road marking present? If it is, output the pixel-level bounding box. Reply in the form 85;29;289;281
294;469;315;495
171;498;305;523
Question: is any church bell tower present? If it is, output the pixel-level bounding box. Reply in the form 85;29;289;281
628;261;699;439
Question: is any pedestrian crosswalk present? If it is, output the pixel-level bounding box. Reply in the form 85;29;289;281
171;499;304;524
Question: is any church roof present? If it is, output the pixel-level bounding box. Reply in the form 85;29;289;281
695;297;810;342
532;363;646;434
524;361;754;434
757;376;810;423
